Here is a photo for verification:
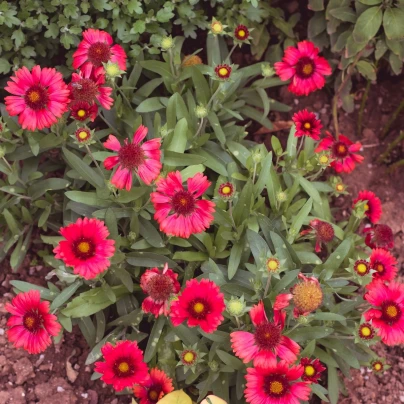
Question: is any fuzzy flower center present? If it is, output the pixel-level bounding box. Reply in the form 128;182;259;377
304;365;315;377
219;67;229;76
373;224;394;247
148;390;159;401
118;143;145;170
188;298;210;319
71;78;99;104
333;141;349;158
113;358;135;377
264;375;289;397
303;122;311;129
182;350;197;365
146;274;174;301
296;57;315;78
77;109;86;118
76;128;91;142
254;322;281;350
374;262;385;274
222;186;231;194
266;258;280;272
73;237;96;260
382;302;401;324
293;282;323;313
171;191;195;216
373;362;383;371
88;42;111;67
354;260;370;276
25;85;49;110
316;221;334;243
359;323;374;340
23;311;42;333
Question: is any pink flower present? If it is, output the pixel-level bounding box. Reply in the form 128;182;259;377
5;66;70;131
292;109;322;140
364;281;404;345
274;40;331;96
369;248;398;283
151;171;215;238
69;69;113;109
5;290;61;354
140;263;181;317
94;340;149;391
133;368;174;404
315;131;364;173
170;279;225;333
73;29;126;76
54;217;115;280
103;125;162;190
300;357;326;383
244;358;311;404
353;190;382;224
231;301;300;367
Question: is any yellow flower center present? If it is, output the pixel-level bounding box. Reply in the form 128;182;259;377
266;258;279;272
337;144;347;154
293;282;323;313
364;204;369;211
336;184;344;192
28;91;40;103
357;263;368;274
77;241;90;253
78;131;89;140
302;64;313;75
319;155;329;164
24;316;35;329
212;22;223;34
183;352;195;363
180;198;188;206
77;109;86;118
219;67;229;77
194;302;205;313
303;122;311;129
305;365;316;377
373;363;382;371
376;264;384;273
149;390;159;400
386;305;398;318
238;29;246;37
361;326;372;337
118;361;130;373
269;381;284;395
221;186;231;195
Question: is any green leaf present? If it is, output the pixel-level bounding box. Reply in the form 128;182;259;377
312;312;346;322
287;326;334;342
10;281;57;301
163;151;206;166
0;59;12;74
308;0;324;11
356;60;377;80
11;29;24;48
216;349;244;370
286;125;297;156
329;7;357;23
358;0;381;4
288;198;313;243
136;97;165;113
140;60;173;80
50;280;83;311
383;7;404;40
233;180;253;225
271;269;300;295
353;6;383;43
166;118;188;153
322;238;352;280
228;239;244;280
139;217;164;248
114;267;134;293
207;112;226;144
191;67;211;104
65;191;111;207
172;251;208;261
246;229;269;266
3;209;21;235
311;384;330;402
227;141;251;168
327;366;340;404
144;316;166;362
28;178;70;200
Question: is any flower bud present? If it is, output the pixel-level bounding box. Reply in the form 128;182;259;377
195;104;208;118
261;63;275;77
160;36;174;51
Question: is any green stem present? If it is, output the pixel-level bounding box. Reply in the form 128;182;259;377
252;162;257;184
2;157;26;187
99;112;119;134
378;130;404;164
228;200;237;231
357;79;371;137
85;144;105;179
235;316;241;328
263;274;272;298
225;44;237;63
168;49;176;77
115;85;132;109
381;99;404;139
387;158;404;174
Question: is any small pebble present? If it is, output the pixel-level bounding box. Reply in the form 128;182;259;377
81;393;89;399
57;386;65;393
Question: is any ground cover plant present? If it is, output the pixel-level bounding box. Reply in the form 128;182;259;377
1;2;404;404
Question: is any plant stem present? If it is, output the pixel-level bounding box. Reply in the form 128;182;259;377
357;79;371;137
2;157;26;187
99;112;119;134
252;162;257;184
381;99;404;139
263;274;272;298
228;200;238;231
225;44;237;63
235;316;241;328
387;158;404;174
168;49;176;77
377;130;404;164
115;85;132;109
85;144;105;179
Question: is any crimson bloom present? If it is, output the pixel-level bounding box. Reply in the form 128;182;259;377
292;109;322;140
369;248;397;283
300;358;326;383
215;64;232;79
5;66;70;131
133;368;174;404
231;301;300;367
70;101;98;122
170;278;225;333
315;132;364;173
95;340;149;391
54;217;115;280
69;69;113;110
364;224;394;250
274;40;331;96
140;263;181;317
151;171;215;239
5;290;61;354
353;190;382;224
73;29;126;76
244;357;311;404
300;219;334;253
364;281;404;346
234;25;250;41
103;125;162;190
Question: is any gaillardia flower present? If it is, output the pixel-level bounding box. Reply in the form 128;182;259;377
218;182;235;200
358;322;375;341
215;64;232;80
5;290;61;354
364;281;404;345
94;341;149;392
182;54;203;67
75;127;92;143
151;171;215;239
133;368;174;404
231;301;300;366
364;224;394;250
370;359;385;373
292;109;322;140
300;357;326;383
170;279;225;333
353;190;382;224
176;344;206;372
211;19;224;35
300;219;334;253
70;101;98;122
315;132;363;173
274;40;331;96
353;259;371;277
369;248;397;283
103;125;162;190
234;24;250;41
73;28;127;76
244;358;311;404
140;263;181;317
54;217;115;280
5;66;70;131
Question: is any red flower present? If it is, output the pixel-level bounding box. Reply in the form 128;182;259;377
353;190;382;224
218;182;235;199
73;29;127;76
231;301;300;366
244;358;311;404
364;224;394;250
292;109;322;140
103;125;162;190
140;263;181;317
75;127;91;143
95;340;149;391
70;101;98;122
364;281;404;345
234;25;249;41
54;217;115;280
5;290;61;354
300;219;334;252
358;322;375;340
315;132;364;173
300;358;326;383
133;368;174;404
215;64;232;79
151;171;215;239
369;248;397;283
69;69;113;110
170;279;225;333
353;259;371;277
274;40;331;96
5;66;70;131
